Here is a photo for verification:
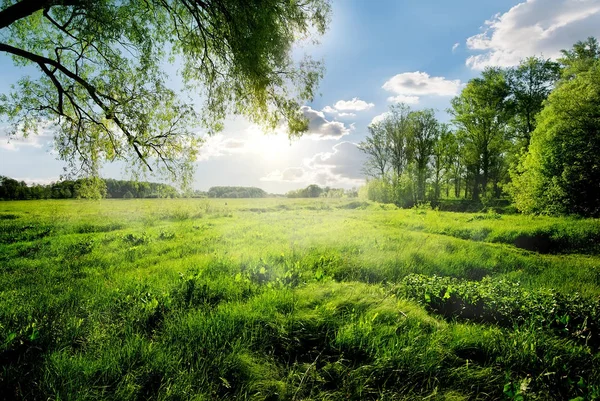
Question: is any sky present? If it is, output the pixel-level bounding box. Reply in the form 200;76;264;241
2;0;600;193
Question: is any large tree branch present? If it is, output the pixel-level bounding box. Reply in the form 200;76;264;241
0;41;153;171
0;0;78;29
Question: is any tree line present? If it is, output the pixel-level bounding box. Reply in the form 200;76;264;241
359;37;600;217
207;187;267;198
0;177;179;200
0;178;287;200
286;185;359;198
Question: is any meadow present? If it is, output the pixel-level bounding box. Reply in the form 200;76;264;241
1;198;599;400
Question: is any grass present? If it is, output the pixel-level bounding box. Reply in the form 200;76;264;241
1;198;599;400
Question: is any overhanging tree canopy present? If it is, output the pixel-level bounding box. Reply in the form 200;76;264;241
0;0;330;184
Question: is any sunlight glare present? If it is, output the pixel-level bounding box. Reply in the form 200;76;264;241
245;125;295;164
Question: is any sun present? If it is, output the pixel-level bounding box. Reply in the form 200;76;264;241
246;125;295;164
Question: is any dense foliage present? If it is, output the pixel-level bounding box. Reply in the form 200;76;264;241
400;274;600;348
0;0;330;184
361;38;600;217
509;42;600;217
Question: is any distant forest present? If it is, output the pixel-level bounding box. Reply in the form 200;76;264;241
0;177;357;200
206;186;266;198
0;177;180;200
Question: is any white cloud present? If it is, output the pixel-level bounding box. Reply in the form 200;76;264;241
452;42;460;52
197;134;248;161
0;127;54;151
322;106;338;114
261;167;306;182
305;141;366;180
370;112;390;126
261;142;366;188
320;106;356;118
12;177;61;186
382;71;461;97
465;0;600;70
300;106;352;140
333;97;375;111
387;95;420;104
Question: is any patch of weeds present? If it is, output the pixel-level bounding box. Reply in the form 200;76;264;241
0;213;20;220
412;202;432;215
172;271;256;308
304;202;332;211
0;224;53;244
121;232;151;246
16;242;45;259
467;211;502;222
161;209;191;221
157;230;175;240
471;227;492;241
65;237;95;258
338;201;369;210
241;260;277;285
113;284;171;336
398;274;600;348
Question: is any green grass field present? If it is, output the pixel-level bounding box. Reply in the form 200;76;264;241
1;199;600;400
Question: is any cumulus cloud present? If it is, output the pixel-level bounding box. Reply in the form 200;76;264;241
321;106;356;118
465;0;600;69
197;134;248;161
370;112;391;126
333;97;375;111
322;106;338;114
305;141;366;180
387;95;420;104
0;126;54;151
382;72;461;97
261;167;306;182
261;141;366;188
300;106;352;140
452;42;460;52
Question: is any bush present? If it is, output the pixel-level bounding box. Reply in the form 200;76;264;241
398;274;600;348
362;178;393;204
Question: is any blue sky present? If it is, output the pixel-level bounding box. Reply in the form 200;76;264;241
2;0;600;193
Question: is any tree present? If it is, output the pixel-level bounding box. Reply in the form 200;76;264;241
431;124;452;202
0;176;29;199
509;59;600;217
409;108;438;203
73;177;107;199
0;0;330;185
286;184;323;198
359;122;390;180
506;57;560;149
376;104;413;179
559;37;600;78
450;68;511;200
